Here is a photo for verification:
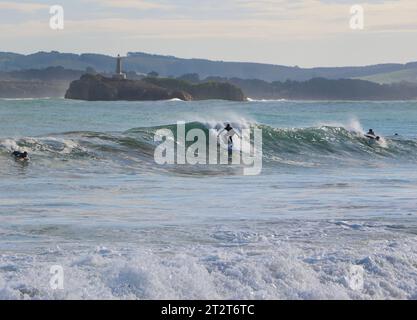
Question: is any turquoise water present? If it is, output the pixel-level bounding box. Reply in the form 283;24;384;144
1;98;417;299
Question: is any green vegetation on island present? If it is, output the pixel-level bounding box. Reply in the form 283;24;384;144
64;74;246;102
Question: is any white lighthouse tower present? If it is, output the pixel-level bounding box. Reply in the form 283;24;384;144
113;54;127;79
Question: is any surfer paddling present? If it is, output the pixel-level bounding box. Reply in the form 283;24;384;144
12;151;30;162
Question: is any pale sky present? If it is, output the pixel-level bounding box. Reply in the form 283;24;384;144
1;0;417;67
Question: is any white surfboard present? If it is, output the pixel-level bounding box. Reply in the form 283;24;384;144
365;134;378;140
225;129;236;138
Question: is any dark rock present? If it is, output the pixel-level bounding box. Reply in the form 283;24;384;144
65;74;245;101
65;74;191;101
142;77;246;101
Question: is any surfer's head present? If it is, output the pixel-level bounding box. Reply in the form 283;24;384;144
225;123;232;129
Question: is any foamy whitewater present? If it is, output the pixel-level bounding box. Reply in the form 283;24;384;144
1;99;417;299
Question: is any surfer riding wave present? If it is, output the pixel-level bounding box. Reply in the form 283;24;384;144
218;123;241;149
365;129;381;141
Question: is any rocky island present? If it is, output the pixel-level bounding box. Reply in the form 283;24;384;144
65;74;246;101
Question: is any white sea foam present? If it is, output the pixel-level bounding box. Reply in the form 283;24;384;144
0;137;84;155
192;113;255;131
167;98;185;102
316;118;364;134
0;139;21;152
1;221;417;300
247;98;287;102
0;97;54;101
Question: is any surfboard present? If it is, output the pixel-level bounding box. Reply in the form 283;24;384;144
225;129;236;138
365;134;378;140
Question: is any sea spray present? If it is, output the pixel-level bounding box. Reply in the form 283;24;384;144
154;122;263;175
2;122;417;170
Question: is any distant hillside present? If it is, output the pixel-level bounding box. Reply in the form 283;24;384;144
1;51;417;82
0;52;115;73
0;66;87;99
357;67;417;84
206;76;417;100
0;66;84;81
0;80;69;98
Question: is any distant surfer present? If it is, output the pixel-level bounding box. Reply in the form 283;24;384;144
218;123;241;164
12;151;29;162
218;123;240;149
365;129;380;141
367;129;375;136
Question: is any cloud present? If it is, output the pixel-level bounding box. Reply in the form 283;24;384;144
89;0;173;10
0;0;417;66
2;0;417;41
0;1;48;12
1;0;417;40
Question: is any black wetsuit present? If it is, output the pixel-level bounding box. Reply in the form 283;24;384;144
12;151;29;160
225;126;234;145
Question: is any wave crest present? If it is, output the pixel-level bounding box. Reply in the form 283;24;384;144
1;121;417;170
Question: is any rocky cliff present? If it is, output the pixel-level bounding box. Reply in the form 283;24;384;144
142;77;246;101
65;74;246;101
65;74;191;101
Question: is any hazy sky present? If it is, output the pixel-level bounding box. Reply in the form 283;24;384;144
1;0;417;67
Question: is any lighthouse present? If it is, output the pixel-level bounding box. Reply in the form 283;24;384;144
113;54;127;79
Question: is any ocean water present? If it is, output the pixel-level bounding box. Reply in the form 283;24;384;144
1;98;417;299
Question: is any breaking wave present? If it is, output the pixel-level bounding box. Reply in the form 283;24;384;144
1;121;417;171
1;219;417;300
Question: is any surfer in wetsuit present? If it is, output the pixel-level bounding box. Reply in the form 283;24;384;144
12;151;29;161
218;123;240;147
365;129;380;141
367;129;375;136
218;123;241;163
